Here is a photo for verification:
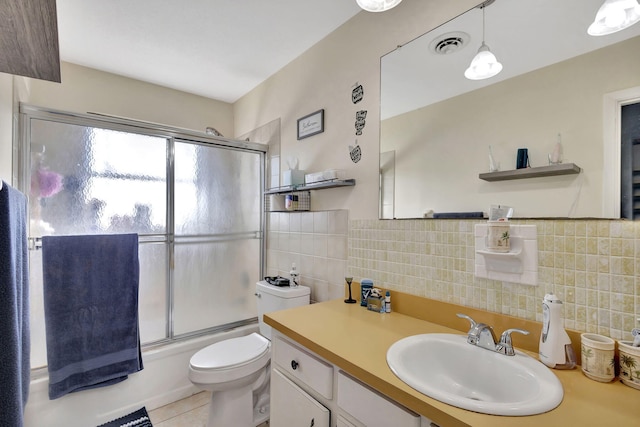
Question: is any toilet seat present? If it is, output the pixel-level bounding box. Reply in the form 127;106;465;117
191;333;270;369
189;333;271;386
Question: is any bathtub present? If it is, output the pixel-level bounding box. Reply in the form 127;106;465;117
24;324;258;427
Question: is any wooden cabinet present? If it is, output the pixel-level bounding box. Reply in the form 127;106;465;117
0;0;61;82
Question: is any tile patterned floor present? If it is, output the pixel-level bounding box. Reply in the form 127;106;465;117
148;391;269;427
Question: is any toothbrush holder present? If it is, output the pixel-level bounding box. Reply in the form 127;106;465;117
618;341;640;390
580;333;615;383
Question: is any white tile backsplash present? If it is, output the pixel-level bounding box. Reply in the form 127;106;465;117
267;210;348;303
279;213;290;233
313;234;328;257
289;213;301;232
328;235;348;260
328;210;349;235
301;212;314;233
300;233;314;255
313;211;328;234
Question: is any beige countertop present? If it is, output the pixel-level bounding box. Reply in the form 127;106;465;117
265;298;639;427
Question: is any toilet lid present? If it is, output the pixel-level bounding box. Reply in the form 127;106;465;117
190;332;270;370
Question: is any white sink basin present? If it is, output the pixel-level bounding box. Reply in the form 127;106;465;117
387;333;563;416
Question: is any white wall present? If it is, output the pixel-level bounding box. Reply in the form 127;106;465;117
0;73;14;182
234;0;481;220
21;62;234;137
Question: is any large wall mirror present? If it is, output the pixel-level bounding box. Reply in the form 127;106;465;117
380;0;640;219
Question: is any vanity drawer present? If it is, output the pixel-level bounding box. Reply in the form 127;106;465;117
337;371;421;427
273;337;333;399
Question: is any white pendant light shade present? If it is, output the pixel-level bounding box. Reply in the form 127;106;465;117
588;0;640;36
464;43;503;80
356;0;403;12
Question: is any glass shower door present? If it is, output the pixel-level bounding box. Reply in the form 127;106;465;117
172;140;263;336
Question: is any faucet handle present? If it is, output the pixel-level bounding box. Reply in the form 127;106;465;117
496;328;530;356
456;313;477;331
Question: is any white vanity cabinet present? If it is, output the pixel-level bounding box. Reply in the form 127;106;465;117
337;371;421;427
270;331;433;427
270;369;331;426
271;335;333;427
272;336;334;399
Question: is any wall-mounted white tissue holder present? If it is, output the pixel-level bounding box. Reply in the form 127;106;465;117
474;224;538;286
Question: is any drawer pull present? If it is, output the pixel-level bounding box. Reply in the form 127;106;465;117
291;360;299;370
309;418;314;426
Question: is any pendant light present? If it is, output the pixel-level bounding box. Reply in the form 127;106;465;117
356;0;403;13
464;2;503;80
588;0;640;36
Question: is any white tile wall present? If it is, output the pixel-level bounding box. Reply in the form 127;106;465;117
267;210;349;302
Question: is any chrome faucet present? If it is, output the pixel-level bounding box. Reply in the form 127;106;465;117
456;313;529;356
496;328;530;356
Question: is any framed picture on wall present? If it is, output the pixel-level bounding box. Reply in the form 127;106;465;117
297;109;324;140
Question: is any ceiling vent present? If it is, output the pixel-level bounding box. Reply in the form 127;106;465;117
429;31;470;55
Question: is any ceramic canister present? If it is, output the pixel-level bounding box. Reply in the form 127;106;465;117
581;333;615;382
618;341;640;390
486;221;510;253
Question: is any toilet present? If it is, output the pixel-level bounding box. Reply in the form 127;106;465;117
188;280;310;427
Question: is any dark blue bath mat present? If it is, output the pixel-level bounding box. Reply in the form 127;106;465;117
97;407;153;427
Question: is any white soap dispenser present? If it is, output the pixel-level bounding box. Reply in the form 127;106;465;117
289;263;299;287
539;293;576;369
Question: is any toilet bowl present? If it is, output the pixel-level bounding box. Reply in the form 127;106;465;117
189;333;271;427
188;280;310;427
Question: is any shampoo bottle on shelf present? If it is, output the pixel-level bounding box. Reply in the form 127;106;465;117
539;293;576;369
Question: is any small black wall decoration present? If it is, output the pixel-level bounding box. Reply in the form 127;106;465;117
349;142;362;163
355;110;367;136
352;84;364;104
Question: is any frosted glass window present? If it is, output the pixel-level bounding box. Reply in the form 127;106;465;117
29;120;167;235
174;141;262;234
173;239;261;335
21;110;264;369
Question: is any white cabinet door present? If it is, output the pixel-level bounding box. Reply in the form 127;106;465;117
337;371;421;427
270;368;330;427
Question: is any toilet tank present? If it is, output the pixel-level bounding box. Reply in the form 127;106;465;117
256;280;310;340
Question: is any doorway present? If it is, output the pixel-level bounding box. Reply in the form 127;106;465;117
620;102;640;220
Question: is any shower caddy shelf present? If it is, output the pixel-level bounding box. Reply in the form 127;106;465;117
264;178;356;194
264;178;355;212
478;163;581;182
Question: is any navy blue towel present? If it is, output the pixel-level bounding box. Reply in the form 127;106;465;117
42;233;143;400
0;181;30;427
